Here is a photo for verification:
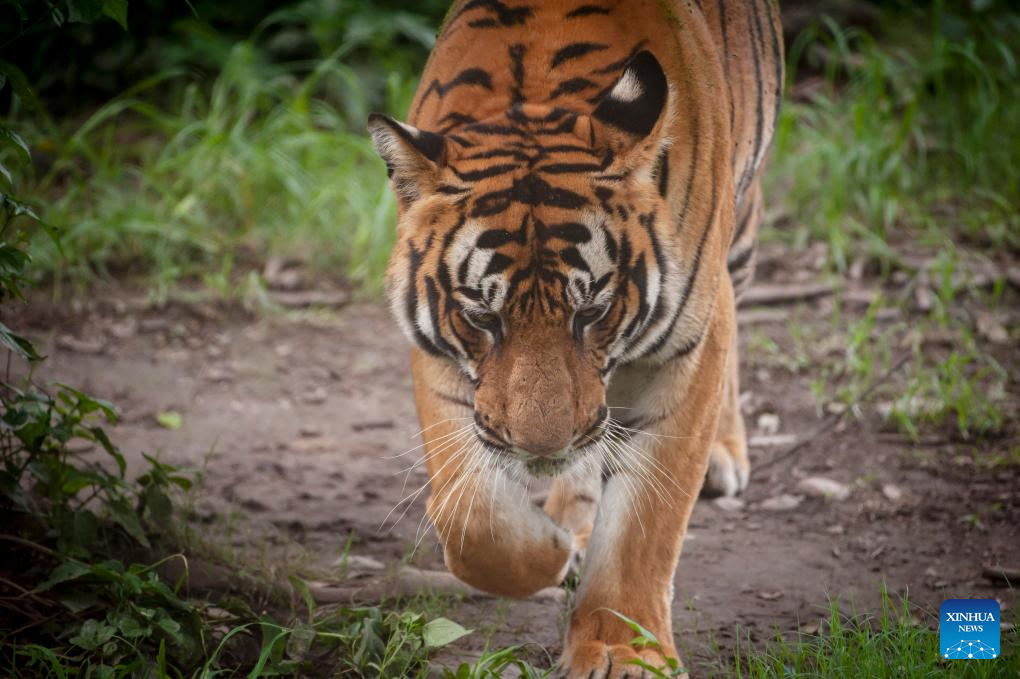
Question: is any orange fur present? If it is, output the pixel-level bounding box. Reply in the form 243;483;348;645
369;1;783;675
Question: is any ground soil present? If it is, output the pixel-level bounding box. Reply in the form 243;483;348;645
18;253;1020;677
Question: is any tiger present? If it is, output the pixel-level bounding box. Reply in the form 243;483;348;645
367;0;782;676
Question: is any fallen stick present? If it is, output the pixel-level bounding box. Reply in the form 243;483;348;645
737;309;791;325
739;282;834;306
982;566;1019;586
748;434;798;448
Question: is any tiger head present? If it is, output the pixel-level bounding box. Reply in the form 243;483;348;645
369;52;681;474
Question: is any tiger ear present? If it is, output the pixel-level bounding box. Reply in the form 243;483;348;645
367;113;447;202
591;50;671;178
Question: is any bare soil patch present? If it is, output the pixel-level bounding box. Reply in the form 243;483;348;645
20;266;1020;675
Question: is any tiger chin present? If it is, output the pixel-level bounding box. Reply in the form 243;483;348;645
367;1;782;676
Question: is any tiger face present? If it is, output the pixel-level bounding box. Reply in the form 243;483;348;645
370;52;676;476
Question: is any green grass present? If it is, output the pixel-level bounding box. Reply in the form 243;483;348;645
768;4;1020;268
760;3;1019;442
732;589;1019;678
22;42;408;299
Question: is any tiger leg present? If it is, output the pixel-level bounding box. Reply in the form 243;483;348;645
544;466;602;571
412;349;574;599
561;286;735;679
702;330;750;497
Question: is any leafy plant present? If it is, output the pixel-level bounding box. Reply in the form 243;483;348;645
605;609;687;678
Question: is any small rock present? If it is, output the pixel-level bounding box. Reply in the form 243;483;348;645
796;476;851;501
107;318;138;339
56;335;105;355
757;590;784;601
300;425;322;438
333;554;385;571
757;413;781;435
303;387;328;404
760;494;803;512
799;620;821;635
826;524;844;535
975;311;1009;344
275;344;293;358
882;483;904;502
714;497;745;512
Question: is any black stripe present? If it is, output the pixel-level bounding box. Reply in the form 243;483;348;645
416;68;493;115
638;172;717;359
727;244;755;273
462;148;530;161
560;247;589;271
566;4;611;18
592;41;648;75
731;195;756;245
450;0;533;28
638;211;668;329
655;147;669;197
452;163;518;182
425;276;459;357
438;112;477;133
548;77;599;100
509;43;527;104
536;162;605;175
477;228;515;249
661;330;705;364
551;42;609;69
471;173;589;217
436;184;470;195
740;0;766;201
406;245;442;356
547;222;592;243
463;122;528;137
484;252;514;276
718;0;735;137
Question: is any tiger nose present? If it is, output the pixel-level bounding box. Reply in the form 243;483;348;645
506;415;573;457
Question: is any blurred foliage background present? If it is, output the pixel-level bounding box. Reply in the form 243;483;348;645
1;0;1018;297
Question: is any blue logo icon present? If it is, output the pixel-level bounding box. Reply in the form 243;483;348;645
940;599;1000;659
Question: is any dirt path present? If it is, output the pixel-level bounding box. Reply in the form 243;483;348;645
23;274;1020;675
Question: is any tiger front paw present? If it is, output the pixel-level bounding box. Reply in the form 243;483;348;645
559;641;687;679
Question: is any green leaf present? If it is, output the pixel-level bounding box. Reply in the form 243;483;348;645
143;484;173;529
38;560;92;590
288;575;316;617
0;191;40;221
156;411;183;430
14;645;68;678
0;61;38;111
603;609;661;650
67;0;103;22
0;320;42;361
102;0;128;29
108;497;151;547
70;619;117;651
422;617;471;648
112;611;149;639
0;127;31;163
155;616;183;642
